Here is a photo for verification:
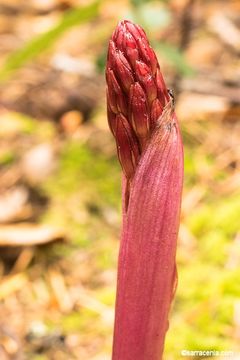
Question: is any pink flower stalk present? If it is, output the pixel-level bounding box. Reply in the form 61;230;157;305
106;20;184;360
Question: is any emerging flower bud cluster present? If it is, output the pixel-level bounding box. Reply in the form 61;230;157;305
106;20;170;180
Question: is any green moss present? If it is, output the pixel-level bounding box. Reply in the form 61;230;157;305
43;141;120;205
187;194;240;239
200;230;229;265
220;269;240;296
60;310;99;333
40;140;121;252
30;356;48;360
0;150;16;165
184;147;198;185
95;287;115;307
94;242;117;270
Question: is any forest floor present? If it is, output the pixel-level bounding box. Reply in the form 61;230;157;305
0;0;240;359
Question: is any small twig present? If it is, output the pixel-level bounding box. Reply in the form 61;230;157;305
181;77;240;104
172;0;195;97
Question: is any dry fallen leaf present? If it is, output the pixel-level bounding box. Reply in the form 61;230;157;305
0;224;65;247
0;187;31;224
0;273;27;300
21;143;56;184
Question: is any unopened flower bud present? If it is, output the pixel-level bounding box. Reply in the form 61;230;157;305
115;114;140;179
123;32;139;68
114;51;134;92
107;98;117;136
129;82;150;143
135;61;157;104
106;68;127;116
107;40;116;68
151;98;163;129
156;68;169;106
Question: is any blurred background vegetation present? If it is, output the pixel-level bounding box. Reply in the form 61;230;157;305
0;0;240;359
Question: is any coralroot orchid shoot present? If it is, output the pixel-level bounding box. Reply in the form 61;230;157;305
106;20;184;360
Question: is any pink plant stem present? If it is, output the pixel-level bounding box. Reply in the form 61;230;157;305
106;20;184;360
